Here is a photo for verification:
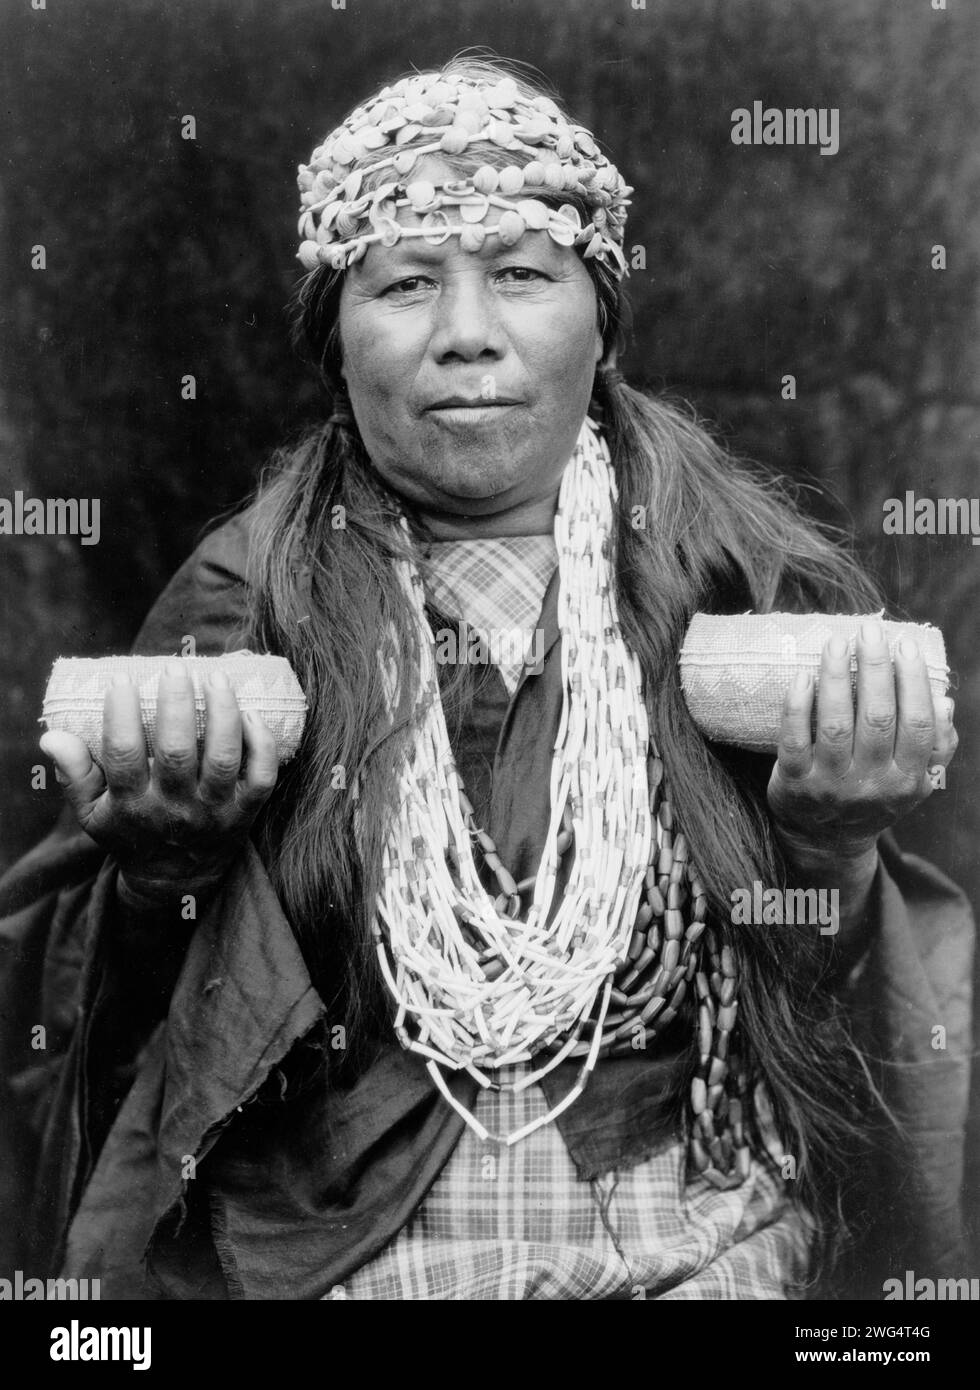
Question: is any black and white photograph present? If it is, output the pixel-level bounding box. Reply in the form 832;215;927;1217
1;0;977;1343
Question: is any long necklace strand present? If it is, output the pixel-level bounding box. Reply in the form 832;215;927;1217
370;417;756;1180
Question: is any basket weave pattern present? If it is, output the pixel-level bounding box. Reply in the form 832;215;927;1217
679;613;948;753
41;652;308;764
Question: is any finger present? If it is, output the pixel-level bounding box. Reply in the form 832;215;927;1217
199;671;243;804
776;669;815;779
892;638;936;779
238;711;279;812
853;620;897;770
812;635;855;774
39;730;107;815
930;696;958;765
101;677;151;797
923;697;957;793
152;663;200;796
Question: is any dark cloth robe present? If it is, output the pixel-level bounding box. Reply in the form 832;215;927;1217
0;511;973;1299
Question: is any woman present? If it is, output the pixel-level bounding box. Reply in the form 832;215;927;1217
2;56;971;1300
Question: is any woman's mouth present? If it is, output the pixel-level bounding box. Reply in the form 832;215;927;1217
425;397;522;424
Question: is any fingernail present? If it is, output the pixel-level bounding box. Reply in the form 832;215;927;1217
166;661;187;680
861;621;883;645
792;670;812;693
828;636;849;660
209;669;229;689
898;638;919;660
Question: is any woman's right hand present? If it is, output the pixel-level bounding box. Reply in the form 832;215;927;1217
39;664;279;904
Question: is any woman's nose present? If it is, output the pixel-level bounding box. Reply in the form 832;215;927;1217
429;275;506;363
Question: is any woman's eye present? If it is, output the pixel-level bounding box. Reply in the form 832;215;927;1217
379;267;547;296
495;266;546;284
383;276;434;296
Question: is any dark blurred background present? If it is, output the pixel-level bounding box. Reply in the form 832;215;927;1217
2;0;978;1248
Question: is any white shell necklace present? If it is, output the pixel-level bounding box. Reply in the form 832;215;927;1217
371;416;659;1144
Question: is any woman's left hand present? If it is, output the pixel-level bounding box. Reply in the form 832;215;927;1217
767;620;958;862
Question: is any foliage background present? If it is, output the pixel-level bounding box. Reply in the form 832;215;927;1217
2;0;978;1259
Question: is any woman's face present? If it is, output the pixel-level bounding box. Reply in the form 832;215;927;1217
338;173;603;529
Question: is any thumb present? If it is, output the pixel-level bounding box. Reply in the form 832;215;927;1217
39;730;106;811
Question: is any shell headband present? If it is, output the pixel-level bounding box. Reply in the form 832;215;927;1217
296;71;632;278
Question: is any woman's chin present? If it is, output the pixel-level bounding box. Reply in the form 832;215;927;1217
430;483;516;514
416;465;523;510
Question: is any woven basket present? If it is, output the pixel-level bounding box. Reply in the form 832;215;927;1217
41;652;307;764
679;612;948;753
40;614;949;764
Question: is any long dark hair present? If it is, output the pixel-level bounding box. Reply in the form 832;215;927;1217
244;56;885;1248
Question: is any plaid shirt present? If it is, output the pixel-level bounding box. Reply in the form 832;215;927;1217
332;1067;812;1301
328;538;811;1301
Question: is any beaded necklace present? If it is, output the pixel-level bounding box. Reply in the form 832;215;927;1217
371;417;752;1185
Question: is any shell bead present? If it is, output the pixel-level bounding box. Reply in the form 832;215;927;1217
439;127;470;154
459;193;491;223
496;210;526;245
473;165;500;193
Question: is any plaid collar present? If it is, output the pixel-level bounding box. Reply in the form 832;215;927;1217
418;535;558;693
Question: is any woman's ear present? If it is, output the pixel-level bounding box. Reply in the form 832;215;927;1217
594;287;614;365
599;345;619;373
